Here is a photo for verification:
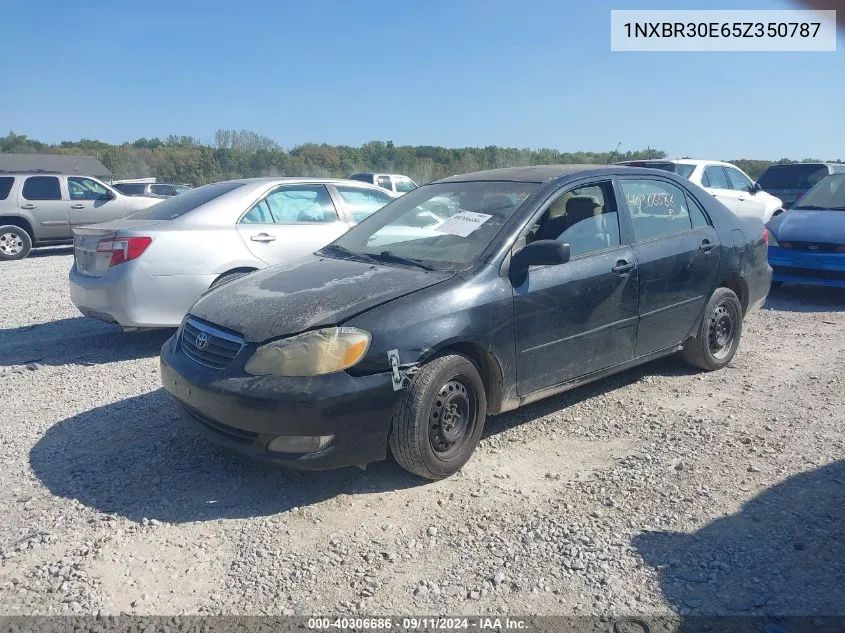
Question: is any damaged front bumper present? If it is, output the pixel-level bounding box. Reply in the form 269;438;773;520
159;334;402;471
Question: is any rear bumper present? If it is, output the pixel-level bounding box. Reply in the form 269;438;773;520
159;333;400;470
744;262;773;313
768;247;845;288
69;263;215;328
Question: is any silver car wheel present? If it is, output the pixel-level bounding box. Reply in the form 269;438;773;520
0;231;23;256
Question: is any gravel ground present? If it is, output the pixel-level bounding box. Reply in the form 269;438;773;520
0;248;843;621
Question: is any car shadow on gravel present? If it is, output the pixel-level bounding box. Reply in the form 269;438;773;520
0;317;173;367
29;388;423;524
29;246;74;258
30;352;698;524
764;285;845;312
633;460;845;626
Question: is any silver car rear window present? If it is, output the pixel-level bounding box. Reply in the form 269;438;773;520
127;182;245;221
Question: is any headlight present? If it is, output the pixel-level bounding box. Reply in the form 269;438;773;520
244;327;371;377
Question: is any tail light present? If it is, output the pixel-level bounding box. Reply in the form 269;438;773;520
762;228;769;245
97;236;152;267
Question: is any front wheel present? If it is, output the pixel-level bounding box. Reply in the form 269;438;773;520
681;287;743;371
389;354;487;480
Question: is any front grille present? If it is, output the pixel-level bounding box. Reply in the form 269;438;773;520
182;405;257;445
772;266;845;281
181;317;244;370
779;241;843;253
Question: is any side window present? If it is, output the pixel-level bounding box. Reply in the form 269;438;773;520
394;178;417;193
703;166;730;189
68;177;109;201
335;186;395;222
376;175;393;191
151;184;176;196
685;193;711;229
724;167;753;191
527;181;621;259
0;177;14;200
22;176;62;201
620;179;695;242
240;199;274;224
258;184;338;224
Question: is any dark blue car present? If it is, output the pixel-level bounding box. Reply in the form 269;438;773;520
767;173;845;288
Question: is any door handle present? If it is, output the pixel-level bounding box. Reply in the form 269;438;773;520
612;260;636;274
71;204;86;209
737;195;746;201
699;239;715;253
20;203;36;209
250;233;276;243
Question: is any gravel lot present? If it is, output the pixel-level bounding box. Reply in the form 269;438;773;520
1;248;843;621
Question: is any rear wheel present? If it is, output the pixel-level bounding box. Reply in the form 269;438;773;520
389;354;487;480
0;225;32;260
681;287;743;371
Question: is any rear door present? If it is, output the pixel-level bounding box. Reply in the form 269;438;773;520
67;176;130;226
236;184;349;266
701;165;740;213
18;175;69;240
617;176;720;357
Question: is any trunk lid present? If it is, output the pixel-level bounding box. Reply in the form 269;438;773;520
72;220;166;277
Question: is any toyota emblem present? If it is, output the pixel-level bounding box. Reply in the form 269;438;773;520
195;331;209;351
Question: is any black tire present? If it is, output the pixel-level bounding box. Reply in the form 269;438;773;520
681;287;743;372
389;353;487;480
206;270;251;294
0;225;32;261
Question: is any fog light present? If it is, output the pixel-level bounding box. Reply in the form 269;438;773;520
267;435;335;454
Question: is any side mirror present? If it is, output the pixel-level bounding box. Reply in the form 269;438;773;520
751;182;763;194
511;239;570;271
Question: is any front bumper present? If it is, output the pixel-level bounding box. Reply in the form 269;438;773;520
768;247;845;288
159;333;401;470
69;262;216;328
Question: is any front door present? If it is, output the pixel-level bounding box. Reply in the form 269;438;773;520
67;176;130;226
617;176;721;357
18;175;69;240
724;165;767;221
513;180;639;396
236;184;350;266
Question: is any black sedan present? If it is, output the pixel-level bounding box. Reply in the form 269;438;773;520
160;165;772;480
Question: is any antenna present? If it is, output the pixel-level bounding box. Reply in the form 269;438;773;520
607;141;622;165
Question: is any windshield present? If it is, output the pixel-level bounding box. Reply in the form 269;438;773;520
127;181;244;221
757;164;829;190
322;181;539;269
621;162;696;179
793;174;845;210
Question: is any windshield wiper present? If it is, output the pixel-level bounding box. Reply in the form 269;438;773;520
370;250;435;271
318;244;380;264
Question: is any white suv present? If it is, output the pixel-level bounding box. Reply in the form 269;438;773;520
616;159;784;222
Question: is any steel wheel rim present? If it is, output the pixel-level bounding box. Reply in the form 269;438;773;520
0;231;23;255
708;303;735;360
428;377;477;460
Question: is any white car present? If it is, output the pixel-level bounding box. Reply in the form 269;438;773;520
616;159;784;222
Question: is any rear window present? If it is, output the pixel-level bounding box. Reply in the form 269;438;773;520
0;177;13;200
621;162;696;179
114;183;147;195
127;181;245;221
757;164;829;189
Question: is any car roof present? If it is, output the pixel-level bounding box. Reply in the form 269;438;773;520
221;177;392;188
615;158;734;167
434;164;608;184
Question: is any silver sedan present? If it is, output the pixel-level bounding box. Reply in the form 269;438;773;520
69;177;398;330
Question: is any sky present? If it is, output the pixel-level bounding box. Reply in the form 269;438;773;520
0;0;842;160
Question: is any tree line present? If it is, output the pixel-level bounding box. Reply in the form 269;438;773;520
1;130;841;185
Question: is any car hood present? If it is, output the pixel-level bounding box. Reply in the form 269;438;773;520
189;254;456;343
769;209;845;244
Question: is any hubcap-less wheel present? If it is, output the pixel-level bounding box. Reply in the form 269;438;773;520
428;379;476;459
0;231;23;256
708;304;734;360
